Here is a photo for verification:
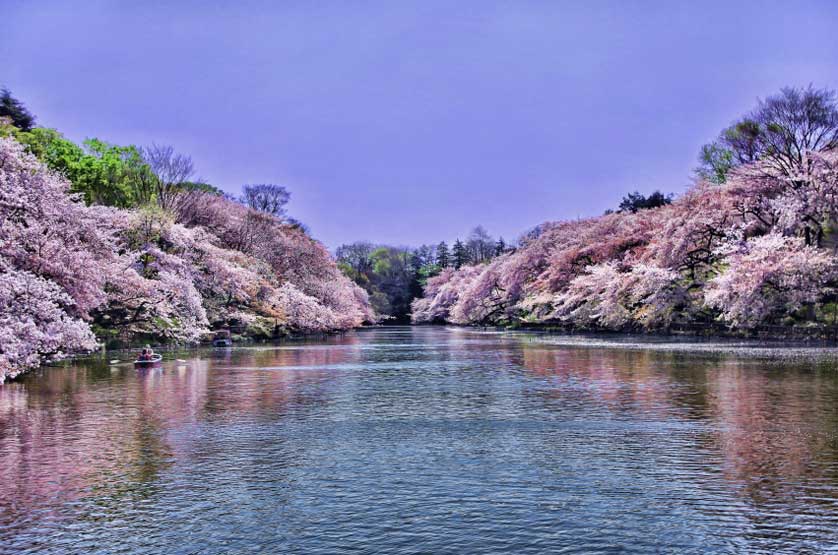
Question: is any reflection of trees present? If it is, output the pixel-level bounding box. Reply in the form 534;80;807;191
701;362;838;548
518;345;713;420
0;338;363;539
516;342;838;541
0;366;184;532
4;330;838;551
198;341;361;422
705;363;838;481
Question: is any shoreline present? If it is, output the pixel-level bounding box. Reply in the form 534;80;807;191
418;321;838;346
4;326;378;385
12;322;838;385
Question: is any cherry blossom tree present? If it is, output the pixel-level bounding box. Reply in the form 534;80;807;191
412;141;838;331
411;266;484;323
0;136;112;379
274;282;339;333
705;234;837;327
1;135;375;381
548;262;684;329
0;263;97;382
0;136;117;316
171;188;375;329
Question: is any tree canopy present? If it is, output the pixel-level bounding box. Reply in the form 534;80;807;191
697;86;838;183
241;184;291;218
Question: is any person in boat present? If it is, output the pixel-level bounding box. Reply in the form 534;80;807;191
138;345;155;361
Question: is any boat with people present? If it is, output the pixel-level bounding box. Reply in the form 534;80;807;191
134;354;162;367
134;345;162;367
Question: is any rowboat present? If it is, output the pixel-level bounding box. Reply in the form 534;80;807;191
134;354;162;367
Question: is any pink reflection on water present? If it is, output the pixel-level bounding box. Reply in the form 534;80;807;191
0;342;362;527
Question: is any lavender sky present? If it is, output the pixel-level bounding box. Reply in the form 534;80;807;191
3;1;838;248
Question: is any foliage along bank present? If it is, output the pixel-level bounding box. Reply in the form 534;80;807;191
0;98;374;382
412;86;838;335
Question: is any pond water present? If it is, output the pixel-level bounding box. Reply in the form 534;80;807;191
2;326;838;554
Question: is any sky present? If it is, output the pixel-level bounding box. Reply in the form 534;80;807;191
3;1;838;249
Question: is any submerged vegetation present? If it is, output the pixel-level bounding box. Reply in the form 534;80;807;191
0;92;374;382
413;86;838;333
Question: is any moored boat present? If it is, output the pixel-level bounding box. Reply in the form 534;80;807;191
212;329;233;347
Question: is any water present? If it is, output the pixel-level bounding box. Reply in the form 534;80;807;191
2;326;838;554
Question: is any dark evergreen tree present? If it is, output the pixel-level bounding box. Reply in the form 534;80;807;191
0;88;36;131
452;239;468;269
407;250;426;302
494;237;507;257
436;241;450;268
409;250;424;273
617;190;673;213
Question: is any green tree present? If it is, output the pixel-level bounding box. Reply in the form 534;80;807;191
179;181;223;195
9;127;85;174
697;86;838;183
77;139;155;206
336;242;374;276
370;247;414;320
698;142;736;184
336;242;421;322
1;123;155;207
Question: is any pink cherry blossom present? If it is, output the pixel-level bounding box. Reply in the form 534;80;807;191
0;262;97;382
705;233;836;327
1;136;375;381
414;144;838;331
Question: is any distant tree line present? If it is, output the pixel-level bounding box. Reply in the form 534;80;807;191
336;226;514;322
